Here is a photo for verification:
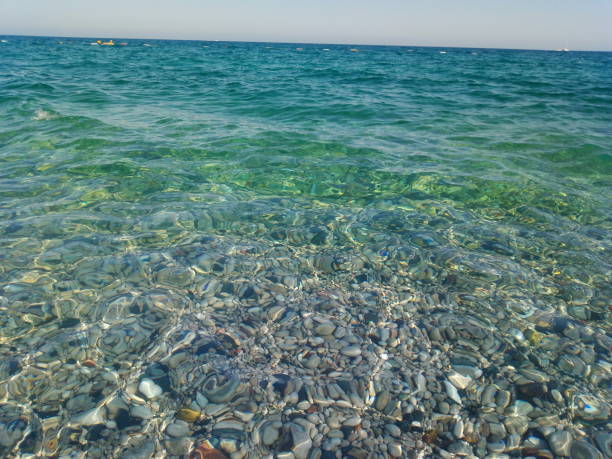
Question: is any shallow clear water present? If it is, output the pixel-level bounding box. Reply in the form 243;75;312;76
0;36;610;458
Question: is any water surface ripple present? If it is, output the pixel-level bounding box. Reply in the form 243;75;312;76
0;37;610;458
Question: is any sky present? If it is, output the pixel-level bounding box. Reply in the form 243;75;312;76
1;0;611;51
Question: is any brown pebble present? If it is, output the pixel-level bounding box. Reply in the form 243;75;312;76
176;408;201;423
463;432;480;444
423;429;438;444
189;442;228;459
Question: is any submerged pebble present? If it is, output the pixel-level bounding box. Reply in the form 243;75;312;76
139;378;163;399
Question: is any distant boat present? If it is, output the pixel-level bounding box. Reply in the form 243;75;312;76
96;40;115;46
439;51;447;54
350;48;359;52
143;43;153;47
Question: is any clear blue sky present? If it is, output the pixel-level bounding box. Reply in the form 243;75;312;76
1;0;611;51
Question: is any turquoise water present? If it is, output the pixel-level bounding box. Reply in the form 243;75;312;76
0;36;610;458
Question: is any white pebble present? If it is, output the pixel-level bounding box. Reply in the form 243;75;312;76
389;443;402;457
139;378;163;399
448;371;472;390
130;405;153;419
71;406;106;426
453;419;464;439
445;381;462;404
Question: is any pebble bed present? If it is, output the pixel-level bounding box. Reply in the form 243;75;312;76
0;214;610;458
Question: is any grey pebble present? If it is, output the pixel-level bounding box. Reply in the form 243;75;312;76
340;345;361;357
314;323;335;336
551;389;564;403
130;405;153;420
524;435;548;450
448;440;472;456
506;400;533;416
343;416;361;427
385;423;401;438
571;440;604;459
375;391;390;411
262;423;280;446
290;423;312;459
166;421;190;438
452;365;483;379
453;419;464;439
548;430;573;456
594;432;611;458
488;440;506;453
305;355;321;369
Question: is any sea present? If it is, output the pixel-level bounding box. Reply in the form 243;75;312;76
0;36;610;458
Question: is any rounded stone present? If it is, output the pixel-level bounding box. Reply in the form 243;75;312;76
130;405;153;420
375;391;391;411
452;365;483;379
448;441;473;456
487;440;506;453
290;423;312;459
571;440;604;459
71;406;106;426
139;378;163;399
448;372;472;390
506;400;533;417
220;438;238;454
551;389;564;404
314;323;335;336
166;421;190;438
525;435;548;450
262;423;280;446
340;345;361;357
385;424;401;438
453;420;464;439
388;443;402;457
594;432;611;458
342;416;361;427
547;430;573;456
305;355;321;369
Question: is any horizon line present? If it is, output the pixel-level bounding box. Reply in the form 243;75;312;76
2;33;611;53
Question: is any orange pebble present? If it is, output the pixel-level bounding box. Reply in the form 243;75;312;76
189;443;228;459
